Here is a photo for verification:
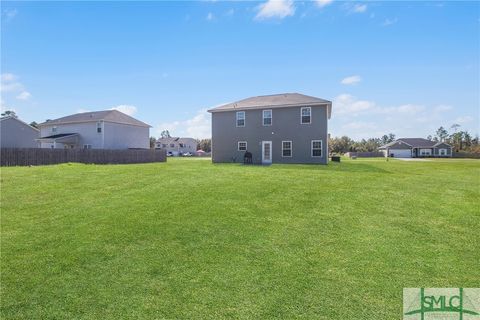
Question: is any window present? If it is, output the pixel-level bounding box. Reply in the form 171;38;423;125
83;144;92;149
170;143;175;148
439;148;447;156
263;110;272;126
52;126;57;133
301;107;311;124
97;122;102;133
236;111;245;127
238;141;247;151
282;141;292;157
311;140;322;157
420;149;432;156
179;143;185;148
162;144;167;148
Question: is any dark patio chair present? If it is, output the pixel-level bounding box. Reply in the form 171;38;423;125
244;151;253;164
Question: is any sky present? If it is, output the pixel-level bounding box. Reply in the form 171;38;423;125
1;0;479;140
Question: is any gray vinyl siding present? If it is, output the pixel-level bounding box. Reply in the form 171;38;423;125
39;121;149;149
40;122;103;148
211;105;329;164
0;118;39;148
103;122;149;149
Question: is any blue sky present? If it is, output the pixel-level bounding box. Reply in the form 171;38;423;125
1;1;479;139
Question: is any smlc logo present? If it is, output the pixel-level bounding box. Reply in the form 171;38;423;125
404;288;480;320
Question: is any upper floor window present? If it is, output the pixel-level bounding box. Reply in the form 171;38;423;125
170;143;175;148
301;107;311;124
311;140;322;157
52;126;57;133
236;111;245;127
162;144;167;148
263;110;272;126
179;143;185;148
97;121;102;133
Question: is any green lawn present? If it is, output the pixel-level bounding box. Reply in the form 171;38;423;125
1;158;479;319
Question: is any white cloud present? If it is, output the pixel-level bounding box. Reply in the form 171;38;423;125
454;116;474;124
156;109;211;139
315;0;333;8
0;73;24;92
341;75;362;85
16;91;31;101
255;0;295;20
382;18;398;26
110;105;137;116
3;8;17;22
334;94;375;115
352;4;367;13
1;73;17;82
434;105;452;113
206;12;214;21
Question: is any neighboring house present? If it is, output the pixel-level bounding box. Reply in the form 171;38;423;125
379;138;452;158
155;137;197;156
208;93;332;164
0;116;40;148
37;110;151;149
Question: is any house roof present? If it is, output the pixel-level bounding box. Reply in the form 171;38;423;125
1;116;40;131
156;137;197;144
37;133;79;140
208;93;332;119
38;110;151;128
380;138;452;149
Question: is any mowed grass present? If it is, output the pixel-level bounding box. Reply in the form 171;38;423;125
1;158;479;319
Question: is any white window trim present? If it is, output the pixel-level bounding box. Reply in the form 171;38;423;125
282;140;292;157
301;107;311;124
52;126;58;133
439;148;447;155
236;111;245;127
311;140;323;157
238;141;247;151
263;109;272;126
83;144;92;149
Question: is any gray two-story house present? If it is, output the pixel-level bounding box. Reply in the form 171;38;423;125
208;93;332;164
37;110;151;149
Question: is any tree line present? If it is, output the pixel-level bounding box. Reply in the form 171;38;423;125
329;125;479;154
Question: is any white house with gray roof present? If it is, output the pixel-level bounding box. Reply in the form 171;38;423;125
208;93;332;164
379;138;452;158
155;137;198;156
37;110;151;149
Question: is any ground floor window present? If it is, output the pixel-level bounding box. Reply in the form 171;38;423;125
83;144;92;149
311;140;322;157
420;148;431;156
439;148;447;156
238;141;247;151
282;141;292;157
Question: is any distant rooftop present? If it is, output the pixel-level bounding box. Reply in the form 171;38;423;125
208;93;332;118
38;110;151;128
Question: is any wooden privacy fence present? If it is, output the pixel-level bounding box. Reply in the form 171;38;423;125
344;152;385;158
0;148;167;166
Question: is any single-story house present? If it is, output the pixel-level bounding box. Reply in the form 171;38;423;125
0;116;40;148
208;93;332;164
155;137;197;156
379;138;452;158
37;110;151;149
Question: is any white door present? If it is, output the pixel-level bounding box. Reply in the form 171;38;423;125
262;141;272;164
389;149;411;158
